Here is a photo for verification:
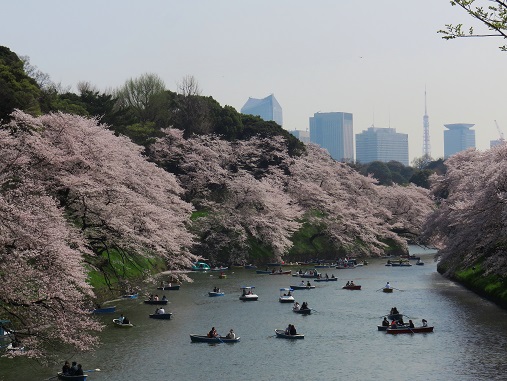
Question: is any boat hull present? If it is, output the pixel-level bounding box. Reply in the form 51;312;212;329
149;313;172;320
383;288;394;293
274;329;304;339
293;308;312;314
314;278;338;282
144;300;168;305
190;334;240;343
57;373;87;381
342;285;361;290
157;285;180;290
208;292;225;297
239;295;258;301
290;285;316;290
91;306;116;314
386;326;434;334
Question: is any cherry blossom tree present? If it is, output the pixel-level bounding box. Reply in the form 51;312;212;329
422;146;507;276
0;110;196;357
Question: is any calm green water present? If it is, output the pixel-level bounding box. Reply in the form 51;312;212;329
3;246;507;381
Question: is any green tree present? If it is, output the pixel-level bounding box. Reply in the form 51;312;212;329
365;161;393;185
0;46;41;120
439;0;507;51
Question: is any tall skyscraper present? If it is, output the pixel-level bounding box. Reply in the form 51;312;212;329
356;127;409;166
309;112;354;162
443;123;475;158
423;89;431;157
240;94;283;126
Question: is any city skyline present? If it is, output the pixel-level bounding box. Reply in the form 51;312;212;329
2;1;505;164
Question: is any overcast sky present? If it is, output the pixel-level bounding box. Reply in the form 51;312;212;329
3;0;506;163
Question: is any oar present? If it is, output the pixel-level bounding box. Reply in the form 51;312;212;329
375;288;384;292
392;287;405;292
84;368;101;373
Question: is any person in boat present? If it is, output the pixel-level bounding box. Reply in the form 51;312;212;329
382;317;389;327
62;361;71;375
346;281;350;286
385;282;391;289
162;295;167;301
157;307;165;314
160;280;165;288
325;273;329;279
149;294;154;301
398;316;405;325
208;327;218;338
390;320;397;328
409;319;415;328
392;307;399;314
350;280;355;286
75;364;84;376
422;319;428;327
154;294;159;301
122;316;130;324
331;274;335;278
300;280;305;286
287;290;292;296
118;314;125;324
69;362;78;376
285;324;291;335
301;301;308;310
225;329;235;339
293;302;300;310
306;281;311;287
289;324;297;335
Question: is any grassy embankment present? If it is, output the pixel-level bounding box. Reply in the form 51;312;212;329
443;263;507;309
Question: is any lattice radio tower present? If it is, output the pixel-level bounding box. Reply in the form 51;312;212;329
423;88;431;157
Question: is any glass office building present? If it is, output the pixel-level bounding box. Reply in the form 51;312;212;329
309;112;354;162
356;127;409;166
240;94;283;126
444;123;475;158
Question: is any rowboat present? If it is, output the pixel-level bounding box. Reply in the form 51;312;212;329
279;288;295;303
290;284;316;290
191;262;211;271
157;285;180;290
208;291;225;297
416;260;425;266
211;266;229;271
274;329;304;339
149;313;172;320
269;270;292;275
239;286;258;301
121;293;138;299
91;306;116;314
314;277;338;282
143;300;168;305
383;288;394;293
299;270;320;278
244;264;257;269
189;334;240;343
386;326;434;334
57;372;88;381
342;285;361;290
112;318;133;327
292;307;312;314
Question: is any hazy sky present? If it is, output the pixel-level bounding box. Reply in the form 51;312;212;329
3;0;506;163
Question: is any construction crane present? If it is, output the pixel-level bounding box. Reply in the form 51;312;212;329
495;120;505;142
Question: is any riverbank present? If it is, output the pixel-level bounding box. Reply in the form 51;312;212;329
438;261;507;310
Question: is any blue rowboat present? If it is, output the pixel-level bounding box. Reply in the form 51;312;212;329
57;372;88;381
122;293;138;299
91;306;116;314
208;291;225;297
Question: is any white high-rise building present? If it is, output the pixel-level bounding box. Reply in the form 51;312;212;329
356;127;409;166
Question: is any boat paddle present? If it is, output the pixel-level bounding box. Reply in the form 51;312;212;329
392;287;405;292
